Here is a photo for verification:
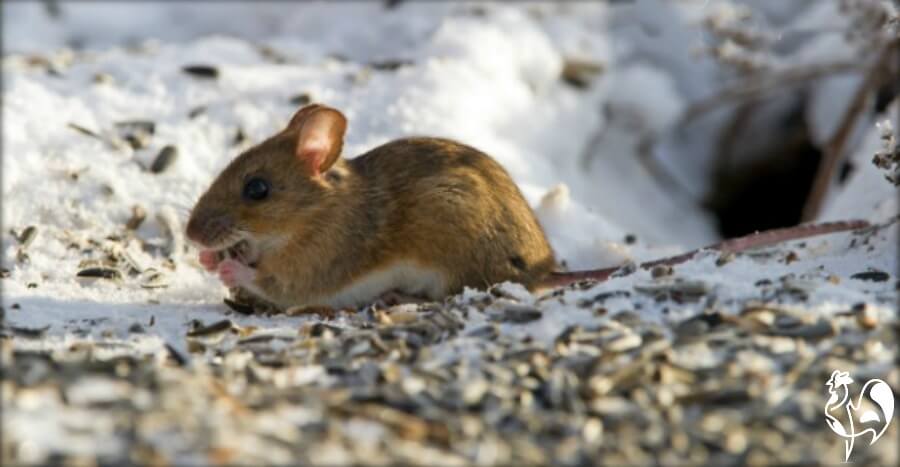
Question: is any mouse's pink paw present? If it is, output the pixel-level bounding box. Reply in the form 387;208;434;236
217;259;256;289
199;249;220;272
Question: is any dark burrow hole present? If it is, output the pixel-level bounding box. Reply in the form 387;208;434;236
703;70;899;238
706;134;823;239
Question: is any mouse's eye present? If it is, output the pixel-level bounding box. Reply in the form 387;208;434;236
242;177;270;201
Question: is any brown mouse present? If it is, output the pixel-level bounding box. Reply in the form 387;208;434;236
187;103;869;311
186;103;557;310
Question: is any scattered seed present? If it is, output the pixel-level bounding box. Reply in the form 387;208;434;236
182;65;219;79
67;122;103;139
716;251;736;267
125;133;151;150
16;250;29;264
650;265;673;278
256;44;288;63
188;106;207;119
773;314;802;329
604;333;642;352
223;298;255;315
114;248;146;274
784;251;799;264
493;305;542;324
854;303;879;329
594;291;633;305
17;226;37;248
139;270;168;289
466;324;499;339
93;72;113;84
386;307;419;325
677;314;713;337
115;120;156;135
115;120;155;150
635;280;709;299
126;205;147;230
149;145;178;173
6;324;50;338
187;319;235;337
232;128;246;146
851;270;890;282
370;59;414;71
289;93;312;106
561;58;605;89
769;318;834;340
165;342;188;366
76;268;122;280
612;262;637;278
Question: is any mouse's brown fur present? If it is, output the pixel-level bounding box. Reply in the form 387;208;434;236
187;104;555;309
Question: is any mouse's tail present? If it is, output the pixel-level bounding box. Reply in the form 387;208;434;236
542;219;869;289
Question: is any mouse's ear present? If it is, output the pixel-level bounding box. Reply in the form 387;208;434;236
287;104;347;177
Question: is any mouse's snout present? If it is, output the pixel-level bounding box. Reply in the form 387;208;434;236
185;209;235;247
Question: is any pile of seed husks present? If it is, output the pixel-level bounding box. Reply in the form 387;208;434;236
3;259;898;465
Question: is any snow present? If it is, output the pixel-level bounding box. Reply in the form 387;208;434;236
2;2;897;365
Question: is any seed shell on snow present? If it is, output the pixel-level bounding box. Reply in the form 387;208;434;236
3;324;50;338
66;122;126;149
17;226;38;248
139;269;168;289
76;267;122;280
223;298;256;315
491;305;543;323
188;106;207;118
289;92;312;105
182;64;219;79
125;205;147;230
561;57;605;89
114;120;156;136
115;121;155;150
850;269;890;282
232;128;246;146
186;319;237;337
149;145;178;173
650;264;673;278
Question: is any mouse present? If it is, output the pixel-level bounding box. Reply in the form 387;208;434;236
186;103;557;310
186;103;869;311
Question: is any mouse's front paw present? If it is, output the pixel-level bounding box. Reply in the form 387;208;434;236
217;259;256;289
199;249;220;272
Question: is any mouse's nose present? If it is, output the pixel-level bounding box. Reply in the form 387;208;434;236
186;210;233;246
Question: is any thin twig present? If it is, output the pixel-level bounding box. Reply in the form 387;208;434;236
801;43;897;221
680;60;866;125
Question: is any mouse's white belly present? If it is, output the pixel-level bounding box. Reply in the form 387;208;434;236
321;262;448;309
